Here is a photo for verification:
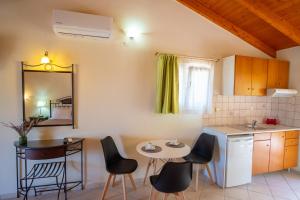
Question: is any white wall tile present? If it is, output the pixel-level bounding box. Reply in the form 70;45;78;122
222;96;229;103
294;119;300;127
279;97;288;103
295;105;300;112
271;97;279;103
294;112;300;120
234;96;241;102
228;96;235;103
296;96;300;105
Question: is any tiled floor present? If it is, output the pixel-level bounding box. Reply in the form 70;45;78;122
5;170;300;200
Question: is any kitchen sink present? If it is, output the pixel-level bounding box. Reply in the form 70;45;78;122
229;125;268;131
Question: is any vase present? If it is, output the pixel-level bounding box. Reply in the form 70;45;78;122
19;135;27;146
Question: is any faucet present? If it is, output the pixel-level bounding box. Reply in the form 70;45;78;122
251;120;257;129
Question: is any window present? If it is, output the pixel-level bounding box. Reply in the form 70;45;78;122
179;59;214;114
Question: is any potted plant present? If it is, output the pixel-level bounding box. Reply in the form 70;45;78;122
1;119;37;145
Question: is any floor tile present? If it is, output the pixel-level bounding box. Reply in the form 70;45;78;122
4;171;300;200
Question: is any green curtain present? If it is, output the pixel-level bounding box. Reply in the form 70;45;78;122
155;54;179;114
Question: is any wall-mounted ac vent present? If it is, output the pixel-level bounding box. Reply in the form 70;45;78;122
53;10;113;39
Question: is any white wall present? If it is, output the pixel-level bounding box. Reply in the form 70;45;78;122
0;0;268;196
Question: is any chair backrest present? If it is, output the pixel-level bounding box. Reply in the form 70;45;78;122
192;133;216;161
154;162;192;193
100;136;122;169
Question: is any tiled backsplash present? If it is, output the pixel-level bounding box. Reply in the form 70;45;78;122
202;95;300;127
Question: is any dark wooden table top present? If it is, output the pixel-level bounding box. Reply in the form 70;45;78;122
14;138;84;149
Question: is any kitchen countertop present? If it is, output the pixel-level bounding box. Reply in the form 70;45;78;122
203;124;300;136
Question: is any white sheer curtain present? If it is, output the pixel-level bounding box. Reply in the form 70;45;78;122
179;59;215;114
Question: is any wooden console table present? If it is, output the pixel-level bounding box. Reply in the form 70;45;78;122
14;138;84;199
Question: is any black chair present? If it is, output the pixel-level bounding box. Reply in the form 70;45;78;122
184;133;216;191
149;162;192;200
99;136;138;200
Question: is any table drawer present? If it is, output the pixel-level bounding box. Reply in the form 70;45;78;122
254;133;271;141
285;138;299;146
286;131;299;139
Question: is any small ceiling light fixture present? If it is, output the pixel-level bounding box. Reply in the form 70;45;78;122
126;26;141;40
40;51;50;64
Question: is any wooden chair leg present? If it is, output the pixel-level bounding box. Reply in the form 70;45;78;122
122;175;127;200
195;164;199;191
149;186;154;200
112;175;117;187
163;193;169;200
174;193;180;200
150;187;159;200
128;174;137;190
178;192;185;200
206;164;214;184
144;158;153;184
153;159;158;175
99;174;113;200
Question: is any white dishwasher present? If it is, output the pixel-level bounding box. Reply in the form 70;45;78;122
225;135;253;187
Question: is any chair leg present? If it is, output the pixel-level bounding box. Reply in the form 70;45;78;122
174;193;180;200
206;164;214;184
144;158;152;185
163;193;169;200
112;175;117;187
149;186;154;200
153;159;158;175
195;164;199;191
99;174;113;200
128;174;137;190
122;175;127;200
178;192;185;200
150;188;159;200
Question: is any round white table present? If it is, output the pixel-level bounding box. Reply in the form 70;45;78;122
136;139;191;184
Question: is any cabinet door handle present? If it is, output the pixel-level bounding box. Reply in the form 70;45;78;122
248;88;251;90
266;144;270;146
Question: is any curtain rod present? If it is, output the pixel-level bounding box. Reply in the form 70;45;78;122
155;52;220;62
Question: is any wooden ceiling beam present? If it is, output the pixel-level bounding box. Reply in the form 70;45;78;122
236;0;300;45
176;0;276;57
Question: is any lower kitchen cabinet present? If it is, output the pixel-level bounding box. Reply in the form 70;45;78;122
253;131;299;175
284;131;299;169
252;140;270;175
269;132;285;172
284;145;298;168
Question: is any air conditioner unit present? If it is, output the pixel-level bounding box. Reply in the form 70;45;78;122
53;10;113;39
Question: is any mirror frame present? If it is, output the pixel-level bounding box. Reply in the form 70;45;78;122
21;62;75;128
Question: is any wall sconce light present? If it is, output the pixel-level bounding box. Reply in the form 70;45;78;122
40;51;50;64
22;51;73;72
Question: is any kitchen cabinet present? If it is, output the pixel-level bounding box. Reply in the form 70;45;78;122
284;131;299;169
251;58;268;96
234;56;252;96
252;140;270;175
223;55;268;96
253;131;299;175
267;60;289;89
269;132;285;172
223;55;289;96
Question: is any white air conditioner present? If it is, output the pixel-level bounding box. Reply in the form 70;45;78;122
53;10;113;39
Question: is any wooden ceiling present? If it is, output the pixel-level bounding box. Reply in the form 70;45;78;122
177;0;300;57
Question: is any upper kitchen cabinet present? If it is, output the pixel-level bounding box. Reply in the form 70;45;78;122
223;55;268;96
267;60;289;89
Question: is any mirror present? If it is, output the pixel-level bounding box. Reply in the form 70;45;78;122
22;68;74;127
